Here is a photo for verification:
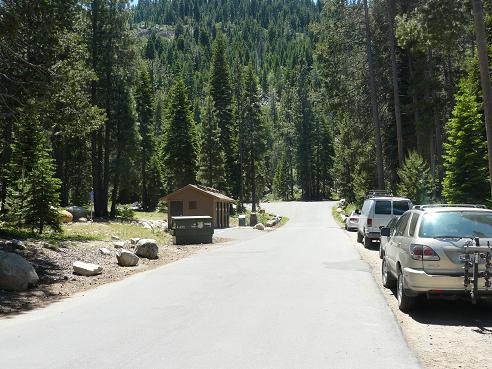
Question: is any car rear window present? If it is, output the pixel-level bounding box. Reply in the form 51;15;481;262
375;201;391;214
393;201;410;215
419;212;492;238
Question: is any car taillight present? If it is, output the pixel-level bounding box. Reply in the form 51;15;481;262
367;218;372;227
410;244;440;261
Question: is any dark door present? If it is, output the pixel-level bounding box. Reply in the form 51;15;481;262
170;201;184;216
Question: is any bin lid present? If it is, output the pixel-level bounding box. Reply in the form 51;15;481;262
172;216;212;220
238;215;246;219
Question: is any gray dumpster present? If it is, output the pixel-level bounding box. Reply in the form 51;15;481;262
171;216;214;245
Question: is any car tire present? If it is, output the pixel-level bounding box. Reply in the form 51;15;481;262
344;223;347;230
397;268;417;312
363;235;372;249
381;258;395;288
357;232;363;243
379;245;384;259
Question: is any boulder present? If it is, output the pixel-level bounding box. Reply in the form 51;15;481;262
73;261;102;276
7;239;27;250
266;219;276;227
113;241;125;249
135;239;159;259
59;210;73;223
116;249;139;267
130;238;141;245
254;223;265;231
99;247;111;255
66;206;88;221
111;235;120;240
0;251;39;291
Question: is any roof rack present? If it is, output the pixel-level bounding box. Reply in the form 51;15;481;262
365;190;393;199
417;204;487;209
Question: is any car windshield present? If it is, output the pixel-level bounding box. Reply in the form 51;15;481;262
419;211;492;238
393;201;410;215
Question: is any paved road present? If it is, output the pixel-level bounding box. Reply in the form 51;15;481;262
0;202;419;369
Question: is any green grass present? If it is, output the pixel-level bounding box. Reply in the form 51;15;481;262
133;211;168;221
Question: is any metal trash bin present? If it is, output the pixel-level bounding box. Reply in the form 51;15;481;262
171;216;214;245
238;214;246;227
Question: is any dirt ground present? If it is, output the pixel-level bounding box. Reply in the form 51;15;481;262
0;236;232;318
345;229;492;369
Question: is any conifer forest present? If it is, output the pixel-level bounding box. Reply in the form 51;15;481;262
2;0;492;232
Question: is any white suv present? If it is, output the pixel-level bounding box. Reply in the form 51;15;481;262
357;196;412;248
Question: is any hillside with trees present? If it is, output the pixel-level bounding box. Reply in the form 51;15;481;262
2;0;492;232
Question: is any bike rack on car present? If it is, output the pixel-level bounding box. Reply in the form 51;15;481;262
463;238;492;304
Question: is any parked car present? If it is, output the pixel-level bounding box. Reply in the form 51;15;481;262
381;205;492;311
344;210;359;231
379;216;399;259
357;195;412;248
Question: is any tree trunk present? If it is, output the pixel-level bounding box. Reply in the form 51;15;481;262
472;0;492;201
363;0;385;189
386;0;404;166
251;151;256;212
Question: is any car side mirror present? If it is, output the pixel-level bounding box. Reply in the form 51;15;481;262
380;227;391;237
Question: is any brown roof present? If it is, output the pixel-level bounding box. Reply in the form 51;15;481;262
162;184;235;202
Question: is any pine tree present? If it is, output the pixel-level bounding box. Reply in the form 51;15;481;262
198;95;226;189
273;154;290;200
136;68;156;211
397;151;432;204
443;72;490;204
8;112;61;233
242;66;266;211
209;30;239;196
163;79;198;190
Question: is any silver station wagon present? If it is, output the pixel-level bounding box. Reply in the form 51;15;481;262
380;205;492;311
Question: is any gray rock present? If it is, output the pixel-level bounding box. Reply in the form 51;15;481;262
0;251;39;291
66;206;88;220
116;249;139;267
78;217;88;223
7;239;27;250
135;239;159;259
111;235;120;240
254;223;265;231
113;241;125;249
266;219;276;227
130;238;141;245
73;261;102;276
99;247;111;255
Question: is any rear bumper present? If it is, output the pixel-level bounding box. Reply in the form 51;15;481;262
403;267;492;295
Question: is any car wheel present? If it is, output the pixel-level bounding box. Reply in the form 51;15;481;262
363;235;372;249
344;223;347;230
379;245;384;259
381;258;395;288
397;269;416;312
357;232;363;243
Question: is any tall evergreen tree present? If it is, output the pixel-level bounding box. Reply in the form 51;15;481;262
8;112;61;233
163;79;198;190
242;67;266;211
397;151;432;204
198;95;226;189
209;30;239;196
443;72;490;204
136;67;155;211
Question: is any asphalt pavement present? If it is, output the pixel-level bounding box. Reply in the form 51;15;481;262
0;201;419;369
